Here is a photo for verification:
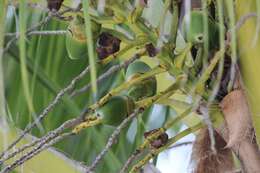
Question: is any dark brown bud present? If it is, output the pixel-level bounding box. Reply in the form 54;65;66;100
47;0;64;11
96;32;121;60
144;129;169;149
145;43;157;57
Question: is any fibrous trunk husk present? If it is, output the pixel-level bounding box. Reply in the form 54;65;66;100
191;128;235;173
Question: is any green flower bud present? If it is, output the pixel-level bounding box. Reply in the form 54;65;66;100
126;61;157;101
65;15;101;60
97;96;135;126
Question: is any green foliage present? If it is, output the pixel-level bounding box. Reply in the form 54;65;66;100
4;0;256;172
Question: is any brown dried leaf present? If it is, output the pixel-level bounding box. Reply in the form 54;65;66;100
220;89;252;148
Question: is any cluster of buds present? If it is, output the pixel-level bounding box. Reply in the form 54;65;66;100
144;129;168;149
63;1;159;127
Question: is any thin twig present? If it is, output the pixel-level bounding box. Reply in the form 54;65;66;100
119;150;144;173
0;65;90;159
0;115;85;164
226;13;258;46
3;6;78;54
3;14;52;53
70;53;140;97
0;107;89;171
85;109;143;173
0;132;74;173
168;141;193;149
5;30;67;37
119;141;193;173
234;13;258;32
200;104;216;154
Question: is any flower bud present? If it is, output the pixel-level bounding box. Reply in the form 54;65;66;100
144;129;169;149
65;15;101;60
97;96;135;126
96;32;121;60
125;61;157;101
